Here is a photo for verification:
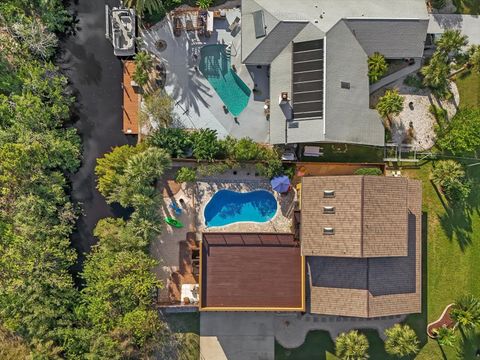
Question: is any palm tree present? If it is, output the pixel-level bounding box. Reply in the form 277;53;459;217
376;89;404;125
431;160;465;188
197;0;213;10
368;52;388;83
434;326;457;348
335;330;369;360
436;29;468;57
451;295;480;330
384;324;420;358
421;52;450;90
133;51;154;87
123;0;162;16
468;45;480;74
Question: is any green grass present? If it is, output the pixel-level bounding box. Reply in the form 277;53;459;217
455;70;480;109
452;0;480;14
164;313;199;360
300;143;384;163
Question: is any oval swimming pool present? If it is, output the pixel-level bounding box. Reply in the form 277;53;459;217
204;189;277;227
199;44;251;116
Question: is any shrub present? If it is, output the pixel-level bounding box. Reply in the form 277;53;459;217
429;104;448;125
431;160;471;205
354;167;383;176
433;326;457;347
175;167;196;183
147;128;192;158
335;330;369;360
384;324;419;358
191;129;223;161
368;52;388;83
256;159;284;179
435;108;480;155
230;137;261;161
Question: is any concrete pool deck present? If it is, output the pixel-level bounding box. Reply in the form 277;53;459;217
141;7;269;142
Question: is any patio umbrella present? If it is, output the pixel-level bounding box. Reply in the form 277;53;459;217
271;175;290;193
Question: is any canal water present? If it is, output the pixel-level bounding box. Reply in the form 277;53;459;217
60;0;136;275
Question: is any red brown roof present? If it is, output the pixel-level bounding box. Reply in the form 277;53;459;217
200;233;305;311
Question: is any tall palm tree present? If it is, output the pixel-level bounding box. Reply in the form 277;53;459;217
335;330;369;360
451;295;480;330
376;89;404;124
368;52;388;83
434;326;457;348
123;0;162;16
436;29;468;56
384;324;420;358
421;52;450;90
431;160;465;188
133;51;154;87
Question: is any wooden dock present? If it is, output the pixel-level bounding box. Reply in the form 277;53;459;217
122;60;139;135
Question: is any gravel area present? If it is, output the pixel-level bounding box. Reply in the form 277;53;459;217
389;77;459;151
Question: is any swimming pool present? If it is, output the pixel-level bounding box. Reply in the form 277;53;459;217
204;189;277;227
199;44;251;116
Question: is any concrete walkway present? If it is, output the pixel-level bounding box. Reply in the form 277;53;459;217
428;14;480;45
200;311;406;359
370;59;422;93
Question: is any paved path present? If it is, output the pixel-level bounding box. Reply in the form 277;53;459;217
370;59;422;93
428;14;480;45
60;0;136;274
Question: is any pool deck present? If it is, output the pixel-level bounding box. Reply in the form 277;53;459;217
141;6;269;142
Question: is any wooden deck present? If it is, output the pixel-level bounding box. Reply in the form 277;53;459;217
200;233;304;311
122;61;139;134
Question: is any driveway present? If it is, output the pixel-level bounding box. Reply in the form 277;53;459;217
428;14;480;45
200;312;275;360
60;0;136;274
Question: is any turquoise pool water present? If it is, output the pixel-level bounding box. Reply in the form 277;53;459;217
199;44;251;116
204;189;277;227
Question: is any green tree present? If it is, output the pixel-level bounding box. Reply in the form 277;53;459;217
435;108;480;155
376;89;404;123
436;29;468;57
433;326;457;347
142;89;174;129
384;324;419;358
123;0;162;15
421;52;450;91
335;330;369;360
147;127;192;158
368;52;388;83
469;45;480;73
256;158;283;179
354;167;383;176
176;167;197;183
230;137;261;161
133;51;154;86
196;0;213;9
191;128;223;161
431;160;465;187
451;295;480;330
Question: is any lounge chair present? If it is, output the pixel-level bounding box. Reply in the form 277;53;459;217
228;16;240;32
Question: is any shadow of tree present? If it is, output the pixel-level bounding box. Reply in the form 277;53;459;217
439;205;473;251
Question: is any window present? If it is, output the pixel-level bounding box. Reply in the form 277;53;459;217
323;190;335;198
323;227;335;235
341;81;350;89
323;206;335;214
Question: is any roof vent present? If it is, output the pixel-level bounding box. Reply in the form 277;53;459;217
323;227;335;235
323;190;335;198
323;206;335;214
341;81;350;89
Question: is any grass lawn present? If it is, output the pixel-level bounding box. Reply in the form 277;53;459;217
452;0;480;14
300;143;384;163
455;70;480;109
164;312;200;360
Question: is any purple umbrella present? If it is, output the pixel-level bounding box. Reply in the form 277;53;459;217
271;175;290;193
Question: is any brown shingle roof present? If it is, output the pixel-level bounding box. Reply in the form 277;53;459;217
307;178;422;317
301;176;409;258
200;233;304;310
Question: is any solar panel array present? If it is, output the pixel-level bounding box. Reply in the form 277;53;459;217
292;39;324;120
